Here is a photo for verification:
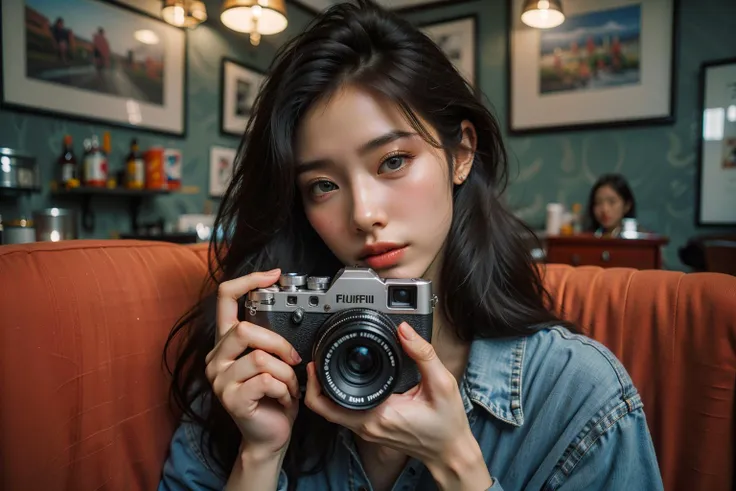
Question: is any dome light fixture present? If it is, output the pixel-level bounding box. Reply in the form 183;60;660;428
220;0;288;46
521;0;565;29
161;0;208;29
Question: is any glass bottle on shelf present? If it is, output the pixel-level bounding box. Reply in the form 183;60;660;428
125;138;145;190
58;135;78;187
83;135;108;187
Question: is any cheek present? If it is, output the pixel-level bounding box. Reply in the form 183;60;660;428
306;207;341;240
397;164;451;216
305;204;353;259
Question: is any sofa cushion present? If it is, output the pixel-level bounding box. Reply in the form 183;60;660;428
0;240;208;491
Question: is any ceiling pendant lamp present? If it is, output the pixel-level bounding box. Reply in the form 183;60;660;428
220;0;288;46
161;0;208;29
521;0;565;29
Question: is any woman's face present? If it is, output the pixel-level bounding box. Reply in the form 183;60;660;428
294;85;473;279
593;184;630;231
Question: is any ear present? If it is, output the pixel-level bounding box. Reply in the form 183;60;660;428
452;120;477;185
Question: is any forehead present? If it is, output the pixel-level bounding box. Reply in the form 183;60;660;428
295;86;415;159
595;185;622;199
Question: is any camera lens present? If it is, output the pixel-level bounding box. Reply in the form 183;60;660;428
388;286;416;309
313;308;401;410
346;346;375;375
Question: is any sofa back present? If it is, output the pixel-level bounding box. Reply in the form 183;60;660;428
1;240;735;491
0;240;210;490
542;265;736;490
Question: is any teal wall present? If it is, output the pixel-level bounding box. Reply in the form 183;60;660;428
0;0;314;238
403;0;736;270
3;0;735;270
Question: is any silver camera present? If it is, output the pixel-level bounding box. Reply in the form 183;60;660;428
245;267;435;410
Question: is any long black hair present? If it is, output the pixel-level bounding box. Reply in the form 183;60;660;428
585;173;637;232
164;0;565;487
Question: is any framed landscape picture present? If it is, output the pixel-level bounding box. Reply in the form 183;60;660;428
220;58;266;137
1;0;187;136
419;15;477;88
507;0;677;134
696;57;736;226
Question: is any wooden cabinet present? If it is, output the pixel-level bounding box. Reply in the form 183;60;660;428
544;233;670;269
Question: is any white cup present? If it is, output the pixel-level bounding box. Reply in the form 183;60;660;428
546;203;564;235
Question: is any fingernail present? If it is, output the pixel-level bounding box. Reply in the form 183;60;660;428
292;348;302;364
399;322;416;340
265;268;280;274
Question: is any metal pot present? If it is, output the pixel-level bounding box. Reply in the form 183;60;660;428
33;208;78;242
0;148;39;190
3;218;36;244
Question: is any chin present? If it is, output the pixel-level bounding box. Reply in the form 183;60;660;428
375;262;431;280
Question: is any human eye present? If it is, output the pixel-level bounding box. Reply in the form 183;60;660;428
309;179;338;197
377;152;413;174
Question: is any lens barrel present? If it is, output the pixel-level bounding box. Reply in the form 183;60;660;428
312;308;402;410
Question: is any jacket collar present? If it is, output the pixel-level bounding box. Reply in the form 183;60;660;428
460;335;526;427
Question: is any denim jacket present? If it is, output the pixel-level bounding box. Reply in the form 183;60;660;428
159;326;664;491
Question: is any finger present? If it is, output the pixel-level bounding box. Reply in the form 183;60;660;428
304;362;365;429
207;320;302;367
397;322;454;394
216;269;281;339
215;349;300;399
223;373;294;417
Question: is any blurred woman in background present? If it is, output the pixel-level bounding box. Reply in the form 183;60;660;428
586;173;637;236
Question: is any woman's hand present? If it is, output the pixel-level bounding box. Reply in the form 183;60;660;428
304;322;493;490
205;269;302;460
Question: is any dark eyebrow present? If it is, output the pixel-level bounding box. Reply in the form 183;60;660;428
296;130;416;175
357;130;415;156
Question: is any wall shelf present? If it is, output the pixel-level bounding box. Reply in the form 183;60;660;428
51;186;172;233
0;186;41;198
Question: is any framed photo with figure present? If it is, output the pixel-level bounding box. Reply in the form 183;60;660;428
0;0;187;136
220;58;266;137
696;57;736;227
209;145;237;198
507;0;677;134
419;15;478;88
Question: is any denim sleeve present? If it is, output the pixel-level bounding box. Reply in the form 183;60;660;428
550;404;664;490
157;397;289;491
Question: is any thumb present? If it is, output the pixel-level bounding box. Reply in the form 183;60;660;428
398;322;445;384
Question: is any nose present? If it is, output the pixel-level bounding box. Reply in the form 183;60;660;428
349;178;387;233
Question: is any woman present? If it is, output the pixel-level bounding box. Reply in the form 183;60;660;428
586;173;637;236
159;2;663;490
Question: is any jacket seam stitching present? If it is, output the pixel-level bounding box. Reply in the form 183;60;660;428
547;394;643;488
184;422;216;471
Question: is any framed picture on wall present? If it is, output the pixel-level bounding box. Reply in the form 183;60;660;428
220;58;266;137
419;15;478;88
507;0;677;134
209;145;237;197
696;57;736;227
0;0;187;136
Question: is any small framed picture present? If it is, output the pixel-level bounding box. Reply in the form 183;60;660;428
209;146;237;197
696;57;736;226
220;58;266;137
419;15;477;88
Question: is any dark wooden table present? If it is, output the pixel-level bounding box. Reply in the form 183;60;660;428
543;233;670;269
